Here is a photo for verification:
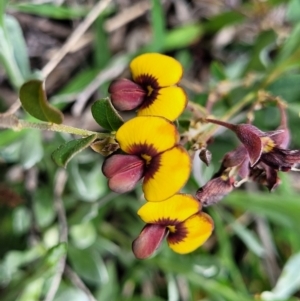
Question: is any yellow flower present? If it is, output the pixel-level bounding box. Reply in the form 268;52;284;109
102;116;191;202
132;194;214;259
109;53;187;121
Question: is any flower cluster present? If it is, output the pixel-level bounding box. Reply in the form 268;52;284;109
196;103;300;206
99;51;300;259
102;53;214;258
99;52;300;259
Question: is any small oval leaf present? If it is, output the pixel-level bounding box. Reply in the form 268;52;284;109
52;134;97;168
19;80;64;124
91;98;124;131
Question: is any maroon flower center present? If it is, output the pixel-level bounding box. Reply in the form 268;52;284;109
134;74;160;109
155;217;188;244
127;143;162;180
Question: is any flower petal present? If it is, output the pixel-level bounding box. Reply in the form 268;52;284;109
116;116;179;156
132;224;167;259
102;154;144;193
137;194;201;224
137;86;187;121
130;53;183;87
234;125;262;167
143;146;191;202
167;212;214;254
109;78;146;111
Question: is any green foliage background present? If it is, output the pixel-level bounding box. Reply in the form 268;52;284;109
1;0;300;300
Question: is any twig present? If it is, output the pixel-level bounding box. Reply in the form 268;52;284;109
43;169;68;301
25;167;40;246
0;116;109;138
54;169;68;242
41;0;112;78
1;99;21;117
64;265;98;301
104;1;151;32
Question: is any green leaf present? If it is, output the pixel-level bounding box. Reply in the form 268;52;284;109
261;252;300;300
5;15;31;80
204;11;245;33
243;30;277;74
91;98;124;131
151;0;166;50
162;24;203;51
210;61;227;81
68;160;107;202
19;130;44;169
70;222;97;249
0;0;7;26
68;246;108;285
45;242;67;267
94;16;111;69
7;3;87;20
19;80;64;123
224;191;300;232
267;74;300;103
274;23;300;65
287;0;300;23
52;134;97;168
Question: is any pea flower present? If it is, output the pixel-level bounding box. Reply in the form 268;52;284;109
206;105;300;192
206;118;300;171
102;116;191;202
132;194;214;259
109;53;187;121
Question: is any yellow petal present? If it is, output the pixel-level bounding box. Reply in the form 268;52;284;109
130;53;183;87
116;116;179;156
168;212;214;254
137;194;201;223
143;146;191;202
137;86;187;121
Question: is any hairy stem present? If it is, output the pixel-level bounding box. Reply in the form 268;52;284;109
193;92;256;143
0;115;110;138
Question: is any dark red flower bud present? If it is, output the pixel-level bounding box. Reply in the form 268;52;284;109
132;224;167;259
102;154;145;193
109;78;146;111
196;175;234;206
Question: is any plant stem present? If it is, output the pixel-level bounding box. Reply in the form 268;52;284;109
192;92;256;143
18;120;109;138
0;116;109;139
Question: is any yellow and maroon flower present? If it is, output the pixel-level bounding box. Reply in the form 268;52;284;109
109;53;187;121
102;116;191;202
132;194;214;259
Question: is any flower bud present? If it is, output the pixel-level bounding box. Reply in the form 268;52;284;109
109;78;146;111
196;175;234;206
102;154;145;193
132;224;166;259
